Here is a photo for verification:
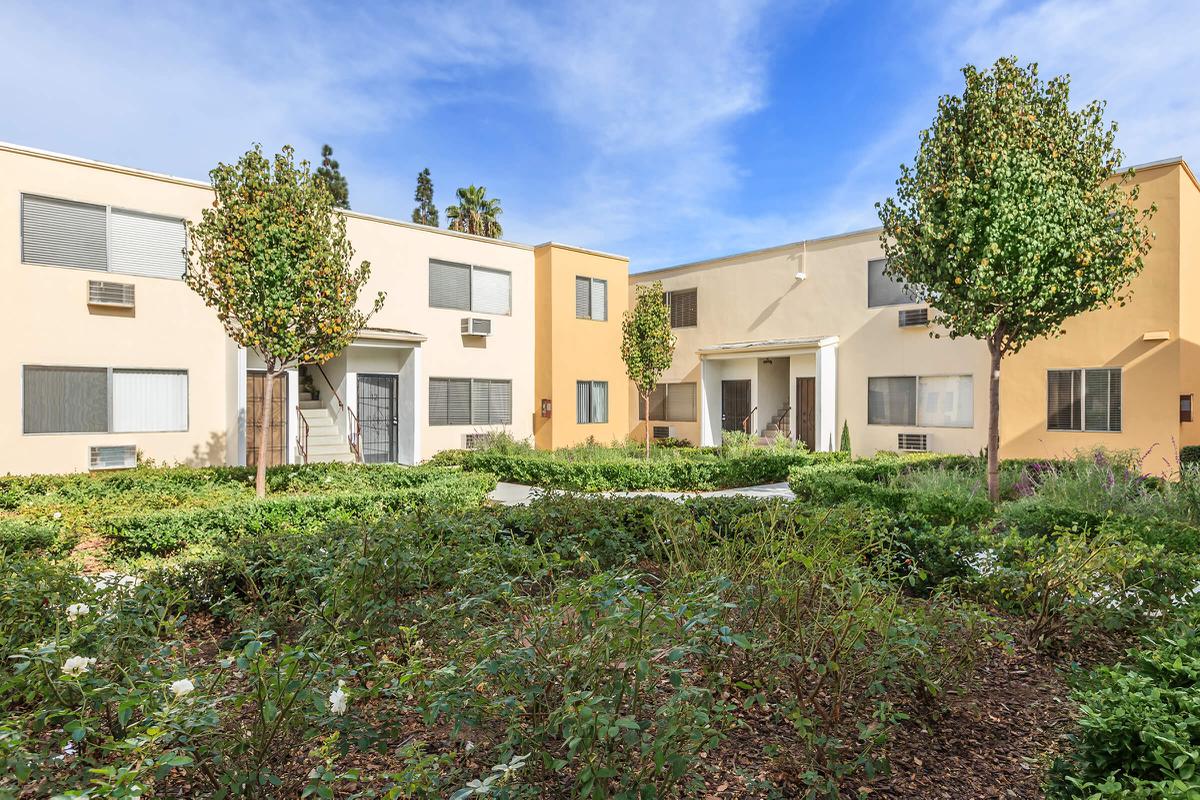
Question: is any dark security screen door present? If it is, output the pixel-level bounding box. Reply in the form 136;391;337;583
721;379;751;432
796;377;816;451
357;374;398;463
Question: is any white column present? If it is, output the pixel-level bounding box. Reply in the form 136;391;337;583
287;368;300;464
235;347;247;466
815;341;838;451
410;346;422;464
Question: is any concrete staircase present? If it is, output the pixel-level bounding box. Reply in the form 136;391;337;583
758;406;791;445
298;395;357;463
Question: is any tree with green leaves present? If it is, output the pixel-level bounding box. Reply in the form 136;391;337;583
622;282;677;458
839;420;851;454
316;144;350;209
186;144;385;497
446;185;503;238
877;57;1155;501
411;168;439;227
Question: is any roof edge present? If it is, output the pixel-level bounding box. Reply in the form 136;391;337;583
534;241;629;262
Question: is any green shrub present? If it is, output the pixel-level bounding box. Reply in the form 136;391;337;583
0;518;71;555
1049;623;1200;798
1181;445;1200;466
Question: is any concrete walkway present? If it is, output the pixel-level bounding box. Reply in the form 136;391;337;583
487;481;795;506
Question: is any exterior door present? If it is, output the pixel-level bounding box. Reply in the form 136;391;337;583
246;371;288;467
796;377;816;451
357;374;398;463
721;379;751;432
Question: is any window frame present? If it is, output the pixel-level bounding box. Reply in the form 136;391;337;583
1183;394;1193;423
867;373;974;428
638;382;697;422
575;275;608;321
428;259;513;316
20;193;187;281
576;380;610;424
22;364;189;435
664;288;698;328
427;377;512;426
866;257;916;308
1046;368;1123;433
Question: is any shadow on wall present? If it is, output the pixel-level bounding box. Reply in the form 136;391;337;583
184;431;228;467
747;252;806;333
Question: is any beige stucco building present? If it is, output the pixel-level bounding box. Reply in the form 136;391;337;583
0;141;629;475
630;158;1200;463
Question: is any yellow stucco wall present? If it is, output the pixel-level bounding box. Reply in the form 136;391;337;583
534;243;630;449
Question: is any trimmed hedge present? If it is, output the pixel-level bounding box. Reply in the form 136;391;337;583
103;472;497;556
0;519;68;555
455;450;846;491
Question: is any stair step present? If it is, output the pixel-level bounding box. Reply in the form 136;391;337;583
299;400;324;410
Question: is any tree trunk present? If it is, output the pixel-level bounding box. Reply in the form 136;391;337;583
257;365;276;498
644;394;651;459
987;342;1002;503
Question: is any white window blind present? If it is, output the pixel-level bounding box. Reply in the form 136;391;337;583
577;381;608;424
917;375;973;428
21;195;108;271
109;210;186;279
429;378;509;425
868;376;917;425
23;366;109;433
488;380;512;424
429;260;472;310
112;369;188;432
472;267;511;315
575;276;590;318
591;279;607;321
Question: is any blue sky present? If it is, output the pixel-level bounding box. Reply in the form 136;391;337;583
3;0;1197;271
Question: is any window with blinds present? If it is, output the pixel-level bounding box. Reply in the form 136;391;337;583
868;376;917;425
868;375;973;427
428;378;511;425
638;382;696;421
576;381;609;424
665;288;697;328
575;276;608;320
1047;368;1121;432
21;195;186;279
429;259;512;315
867;258;914;308
23;366;188;434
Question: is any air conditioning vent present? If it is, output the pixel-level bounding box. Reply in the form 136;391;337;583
460;317;492;336
898;308;929;327
897;433;928;452
464;433;490;450
652;425;674;440
89;445;136;470
88;280;135;308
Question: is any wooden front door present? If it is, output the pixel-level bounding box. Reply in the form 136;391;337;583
796;377;816;451
721;379;751;432
247;371;288;468
357;374;398;463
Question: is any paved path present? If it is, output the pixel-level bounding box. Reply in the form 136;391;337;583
488;481;795;506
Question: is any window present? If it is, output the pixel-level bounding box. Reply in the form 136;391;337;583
868;374;973;427
1047;368;1122;432
638;382;697;421
429;259;511;314
23;366;188;434
576;381;609;424
664;288;697;328
868;376;916;425
21;195;186;278
867;258;914;308
428;378;511;425
575;276;608;321
1183;395;1193;423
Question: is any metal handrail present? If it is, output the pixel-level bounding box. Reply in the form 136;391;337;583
313;363;363;463
296;405;310;464
314;363;345;410
772;405;792;430
741;406;757;434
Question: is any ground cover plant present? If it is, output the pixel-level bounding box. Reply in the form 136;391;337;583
4;449;1200;797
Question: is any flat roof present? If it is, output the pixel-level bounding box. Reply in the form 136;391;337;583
697;336;838;356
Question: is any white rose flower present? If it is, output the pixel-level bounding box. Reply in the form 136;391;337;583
66;603;90;621
52;511;62;520
170;678;195;698
328;680;348;716
62;656;95;677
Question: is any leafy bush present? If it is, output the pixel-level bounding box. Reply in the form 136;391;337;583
0;518;70;555
1049;623;1200;798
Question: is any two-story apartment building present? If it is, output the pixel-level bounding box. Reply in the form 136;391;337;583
1;141;629;475
630;158;1200;462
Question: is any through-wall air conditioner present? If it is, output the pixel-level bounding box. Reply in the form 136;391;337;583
897;433;928;452
88;280;135;309
89;445;137;470
461;317;492;336
652;425;675;440
464;433;491;450
898;308;929;327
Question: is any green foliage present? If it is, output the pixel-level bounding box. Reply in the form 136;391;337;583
0;518;71;555
316;144;350;209
411;167;439;227
1181;446;1200;467
839;420;851;453
1049;623;1200;799
186;144;384;369
446;185;502;238
622;281;676;457
877;57;1154;355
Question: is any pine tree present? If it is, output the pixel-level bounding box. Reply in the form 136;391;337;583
316;144;350;209
411;168;439;227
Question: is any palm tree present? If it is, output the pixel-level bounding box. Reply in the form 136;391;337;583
446;185;503;238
